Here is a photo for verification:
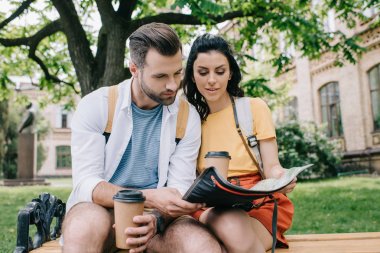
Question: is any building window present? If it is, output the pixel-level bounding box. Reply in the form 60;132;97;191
319;82;343;137
56;146;71;169
283;97;298;121
61;113;68;128
56;108;71;129
369;64;380;131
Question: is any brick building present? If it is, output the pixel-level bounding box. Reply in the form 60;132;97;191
276;13;380;173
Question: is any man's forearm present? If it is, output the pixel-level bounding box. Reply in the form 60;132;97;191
92;181;158;209
92;181;123;208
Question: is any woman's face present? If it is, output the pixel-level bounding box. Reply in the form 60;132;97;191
193;50;231;104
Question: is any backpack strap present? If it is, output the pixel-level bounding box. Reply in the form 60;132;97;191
232;96;277;253
231;95;265;179
103;85;188;145
175;96;189;144
103;85;118;143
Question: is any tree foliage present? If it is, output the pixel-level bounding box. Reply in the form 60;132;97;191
0;99;19;179
0;0;378;98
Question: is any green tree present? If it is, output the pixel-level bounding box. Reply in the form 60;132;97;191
0;0;378;97
0;99;20;179
0;100;9;178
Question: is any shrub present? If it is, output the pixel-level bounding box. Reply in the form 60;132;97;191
1;107;18;179
276;121;342;178
0;99;18;179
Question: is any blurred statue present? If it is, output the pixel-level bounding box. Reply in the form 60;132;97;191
17;102;37;180
18;102;36;134
3;101;48;185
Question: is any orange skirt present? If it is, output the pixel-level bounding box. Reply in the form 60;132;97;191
192;173;294;247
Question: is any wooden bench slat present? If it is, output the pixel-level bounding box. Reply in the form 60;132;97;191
30;232;380;253
275;238;380;253
31;240;60;253
284;232;380;242
273;232;380;253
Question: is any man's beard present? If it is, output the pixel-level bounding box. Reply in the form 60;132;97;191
139;77;177;106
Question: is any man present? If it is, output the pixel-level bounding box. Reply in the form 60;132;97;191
62;23;223;253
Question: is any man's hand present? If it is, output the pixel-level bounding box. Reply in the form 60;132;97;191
144;187;204;217
125;214;157;253
265;166;297;194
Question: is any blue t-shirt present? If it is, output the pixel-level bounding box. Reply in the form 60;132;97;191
109;102;163;189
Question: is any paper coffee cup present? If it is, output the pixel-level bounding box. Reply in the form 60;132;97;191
113;190;145;249
205;151;231;178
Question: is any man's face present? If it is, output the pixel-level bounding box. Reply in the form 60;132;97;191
135;49;183;106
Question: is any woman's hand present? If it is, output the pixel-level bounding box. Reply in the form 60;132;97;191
280;177;297;194
125;214;157;253
265;166;297;194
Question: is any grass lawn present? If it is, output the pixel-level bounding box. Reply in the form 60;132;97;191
287;177;380;234
0;185;71;253
1;176;379;252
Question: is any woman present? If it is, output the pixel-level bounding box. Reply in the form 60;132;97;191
183;34;296;253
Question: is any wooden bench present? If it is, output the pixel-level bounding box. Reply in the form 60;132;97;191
29;232;380;253
17;194;380;253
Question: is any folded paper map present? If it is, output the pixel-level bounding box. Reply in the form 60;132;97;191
249;164;313;192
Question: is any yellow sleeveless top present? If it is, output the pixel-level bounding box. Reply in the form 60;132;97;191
197;97;276;177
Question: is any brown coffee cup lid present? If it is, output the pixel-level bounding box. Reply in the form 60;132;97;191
113;190;145;203
205;151;231;159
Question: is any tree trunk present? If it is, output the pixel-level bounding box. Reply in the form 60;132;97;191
0;100;8;173
77;24;132;96
95;24;129;90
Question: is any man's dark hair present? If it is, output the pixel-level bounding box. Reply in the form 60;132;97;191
129;23;182;68
183;33;244;121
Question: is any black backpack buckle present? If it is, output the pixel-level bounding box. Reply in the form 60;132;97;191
247;135;257;148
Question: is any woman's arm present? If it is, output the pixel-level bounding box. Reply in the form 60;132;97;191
259;138;297;194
